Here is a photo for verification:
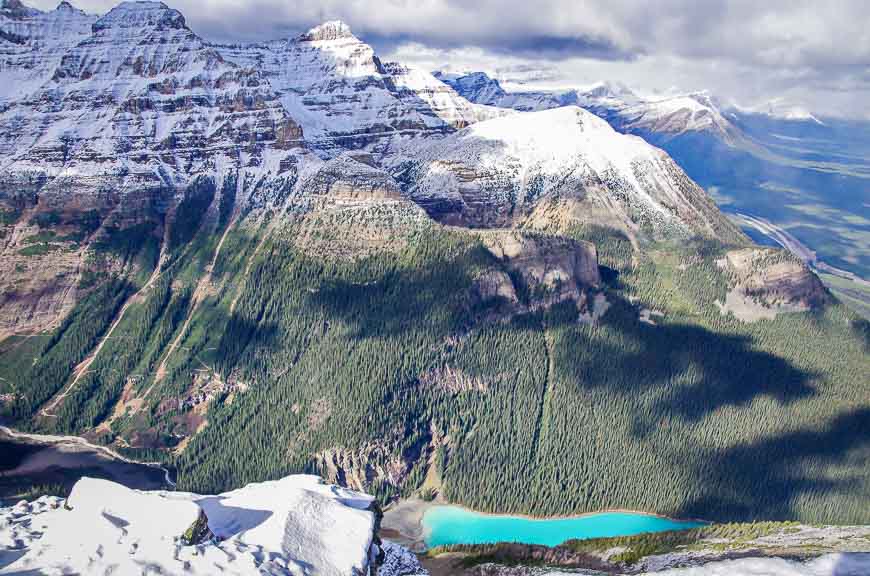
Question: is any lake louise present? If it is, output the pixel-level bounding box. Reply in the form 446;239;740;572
423;506;705;548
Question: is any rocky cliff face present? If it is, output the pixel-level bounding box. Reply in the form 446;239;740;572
0;1;97;105
0;1;314;336
290;154;433;259
716;247;830;321
0;1;302;190
475;230;601;315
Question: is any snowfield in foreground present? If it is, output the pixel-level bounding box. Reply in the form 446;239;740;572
0;475;426;575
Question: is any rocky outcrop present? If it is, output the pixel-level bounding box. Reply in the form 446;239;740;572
315;442;414;494
291;155;433;258
300;154;404;201
0;220;85;340
716;247;829;321
475;230;600;314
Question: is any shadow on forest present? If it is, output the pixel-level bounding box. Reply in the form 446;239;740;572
214;312;281;372
556;294;818;424
851;317;870;352
309;265;819;427
305;255;480;340
299;260;866;521
676;406;870;521
179;246;865;522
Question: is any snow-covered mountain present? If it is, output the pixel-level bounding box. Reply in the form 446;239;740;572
436;71;740;142
216;22;498;157
0;0;305;201
0;1;97;104
612;91;739;142
730;98;825;125
0;0;730;249
0;475;426;575
392;106;744;243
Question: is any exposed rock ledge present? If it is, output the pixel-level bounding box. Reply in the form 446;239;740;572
474;230;601;317
715;247;829;322
0;475;427;575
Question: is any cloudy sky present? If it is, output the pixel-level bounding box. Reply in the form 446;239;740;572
29;0;870;118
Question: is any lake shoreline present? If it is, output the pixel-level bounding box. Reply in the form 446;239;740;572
0;426;175;503
381;497;708;551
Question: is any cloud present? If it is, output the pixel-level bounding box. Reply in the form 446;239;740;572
25;0;870;118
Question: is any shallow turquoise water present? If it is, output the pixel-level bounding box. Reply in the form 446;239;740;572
422;506;704;548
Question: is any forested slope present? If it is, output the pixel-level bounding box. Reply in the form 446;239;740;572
2;178;866;524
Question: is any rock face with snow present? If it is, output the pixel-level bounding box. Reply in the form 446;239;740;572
0;1;97;105
0;475;425;575
0;0;303;192
394;106;744;243
291;154;434;258
216;22;495;158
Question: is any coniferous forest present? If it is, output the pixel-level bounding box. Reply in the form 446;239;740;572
1;178;868;525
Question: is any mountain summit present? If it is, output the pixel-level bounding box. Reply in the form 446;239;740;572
298;19;355;42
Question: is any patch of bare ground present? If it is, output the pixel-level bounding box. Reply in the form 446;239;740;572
419;365;489;394
93;376;147;435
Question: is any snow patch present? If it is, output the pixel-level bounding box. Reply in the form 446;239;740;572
0;475;388;575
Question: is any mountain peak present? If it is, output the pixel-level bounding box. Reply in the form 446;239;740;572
583;81;637;103
298;20;354;42
93;1;186;33
434;70;507;102
55;1;77;12
1;0;41;18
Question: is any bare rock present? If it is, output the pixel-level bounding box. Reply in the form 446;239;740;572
727;248;828;307
475;230;600;314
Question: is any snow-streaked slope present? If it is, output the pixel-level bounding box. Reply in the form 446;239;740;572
0;1;97;103
395;106;744;242
216;22;497;157
436;71;739;142
640;553;870;576
615;92;738;141
0;475;427;575
0;1;302;184
433;71;508;105
535;554;870;576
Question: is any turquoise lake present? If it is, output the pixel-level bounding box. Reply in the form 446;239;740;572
422;506;704;548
